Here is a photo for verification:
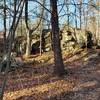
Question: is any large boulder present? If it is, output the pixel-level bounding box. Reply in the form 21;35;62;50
61;31;76;50
75;30;86;49
75;30;93;49
86;31;93;48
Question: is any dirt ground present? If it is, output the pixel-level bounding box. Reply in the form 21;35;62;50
0;49;100;100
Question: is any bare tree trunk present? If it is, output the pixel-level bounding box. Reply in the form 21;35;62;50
3;0;7;53
40;0;45;55
25;30;31;57
25;0;42;57
67;4;70;30
0;0;25;99
0;31;13;100
0;0;17;96
79;3;82;29
50;0;66;76
75;4;78;29
96;0;99;45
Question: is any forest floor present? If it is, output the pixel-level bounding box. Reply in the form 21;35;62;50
0;48;100;100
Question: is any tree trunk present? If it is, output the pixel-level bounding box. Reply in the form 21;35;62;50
39;0;45;55
25;31;31;57
0;1;25;99
50;0;66;76
3;0;7;54
75;4;77;29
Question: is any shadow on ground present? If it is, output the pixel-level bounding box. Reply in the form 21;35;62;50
1;50;100;100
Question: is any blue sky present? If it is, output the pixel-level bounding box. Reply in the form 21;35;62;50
0;0;99;31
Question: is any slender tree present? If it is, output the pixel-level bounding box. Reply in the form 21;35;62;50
0;0;25;99
25;0;43;57
50;0;66;76
39;0;45;55
3;0;7;53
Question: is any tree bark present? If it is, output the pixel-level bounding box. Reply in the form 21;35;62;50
25;30;31;57
50;0;66;76
39;0;45;55
3;0;7;54
0;1;25;99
